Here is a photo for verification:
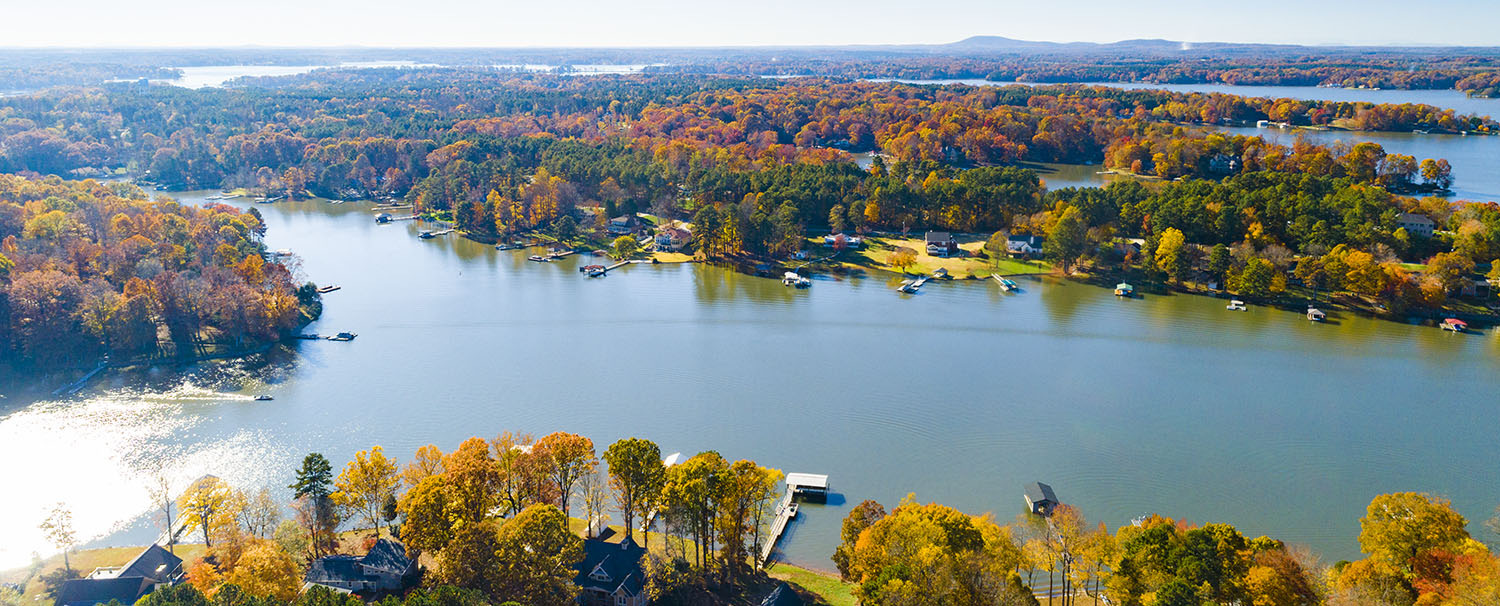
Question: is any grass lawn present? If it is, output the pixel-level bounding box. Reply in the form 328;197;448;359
824;234;1051;279
3;544;208;605
768;564;856;606
650;251;695;263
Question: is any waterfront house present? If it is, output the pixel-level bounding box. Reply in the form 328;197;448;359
1024;481;1058;517
609;215;641;236
654;226;691;251
1396;213;1436;238
303;539;418;598
55;545;183;606
925;231;959;257
822;233;864;250
575;534;648;606
1006;234;1045;258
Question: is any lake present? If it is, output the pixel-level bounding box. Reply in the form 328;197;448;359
865;78;1500;200
866;78;1500;118
1;193;1498;572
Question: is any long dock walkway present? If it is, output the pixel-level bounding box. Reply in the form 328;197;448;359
758;491;798;566
758;472;829;566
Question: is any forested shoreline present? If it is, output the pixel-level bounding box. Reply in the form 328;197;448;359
0;176;320;370
2;72;1499;347
12;431;1500;606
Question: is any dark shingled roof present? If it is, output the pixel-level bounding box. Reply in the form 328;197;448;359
1025;481;1057;505
305;555;365;585
118;545;182;580
761;581;806;606
360;540;412;576
55;577;154;606
575;537;646;597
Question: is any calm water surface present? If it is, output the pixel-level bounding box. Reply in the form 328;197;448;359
868;78;1500;200
2;194;1497;571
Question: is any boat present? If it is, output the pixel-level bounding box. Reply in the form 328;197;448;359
418;231;436;239
896;279;917;293
253;395;274;401
782;271;811;288
316;285;341;293
1001;277;1018;291
1115;283;1134;297
1226;299;1247;311
1307;307;1326;322
528;255;549;262
326;332;358;342
495;242;525;251
1412;129;1429;135
1441;318;1468;332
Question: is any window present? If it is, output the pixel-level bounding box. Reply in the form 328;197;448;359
615;595;627;606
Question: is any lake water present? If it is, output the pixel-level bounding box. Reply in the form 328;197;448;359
867;78;1500;118
2;194;1498;572
141;62;437;89
864;78;1500;200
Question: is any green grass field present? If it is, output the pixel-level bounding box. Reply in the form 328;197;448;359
822;234;1051;279
768;564;856;606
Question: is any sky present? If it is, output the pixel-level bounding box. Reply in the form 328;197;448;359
2;0;1498;48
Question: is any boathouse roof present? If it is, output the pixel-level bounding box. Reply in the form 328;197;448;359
1025;481;1057;506
786;473;829;490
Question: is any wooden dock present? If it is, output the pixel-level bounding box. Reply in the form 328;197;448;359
758;491;798;566
758;472;829;566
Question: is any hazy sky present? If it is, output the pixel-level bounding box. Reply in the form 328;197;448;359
4;0;1497;47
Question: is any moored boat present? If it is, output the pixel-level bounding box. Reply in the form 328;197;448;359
1441;318;1468;332
1115;283;1133;297
1307;307;1326;322
1226;299;1247;311
253;395;274;401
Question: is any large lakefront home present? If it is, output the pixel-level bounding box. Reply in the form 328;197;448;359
1396;212;1436;238
55;545;183;606
303;539;419;598
925;231;959;257
575;533;649;606
1006;234;1046;258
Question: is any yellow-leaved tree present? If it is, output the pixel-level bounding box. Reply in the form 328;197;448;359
332;446;400;539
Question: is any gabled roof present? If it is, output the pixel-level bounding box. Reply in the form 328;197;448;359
360;540;412;576
575;537;645;597
305;539;413;587
55;577;154;606
1397;212;1435;225
1025;481;1057;505
761;581;806;606
118;544;182;581
925;231;954;243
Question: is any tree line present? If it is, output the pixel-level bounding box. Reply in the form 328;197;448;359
0;175;318;368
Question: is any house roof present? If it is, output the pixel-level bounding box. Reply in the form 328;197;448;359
1025;481;1057;505
360;540;413;576
55;576;154;606
305;539;413;587
786;473;829;490
118;544;182;581
1397;212;1435;226
1007;235;1044;248
761;582;806;606
575;537;646;597
925;231;953;243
